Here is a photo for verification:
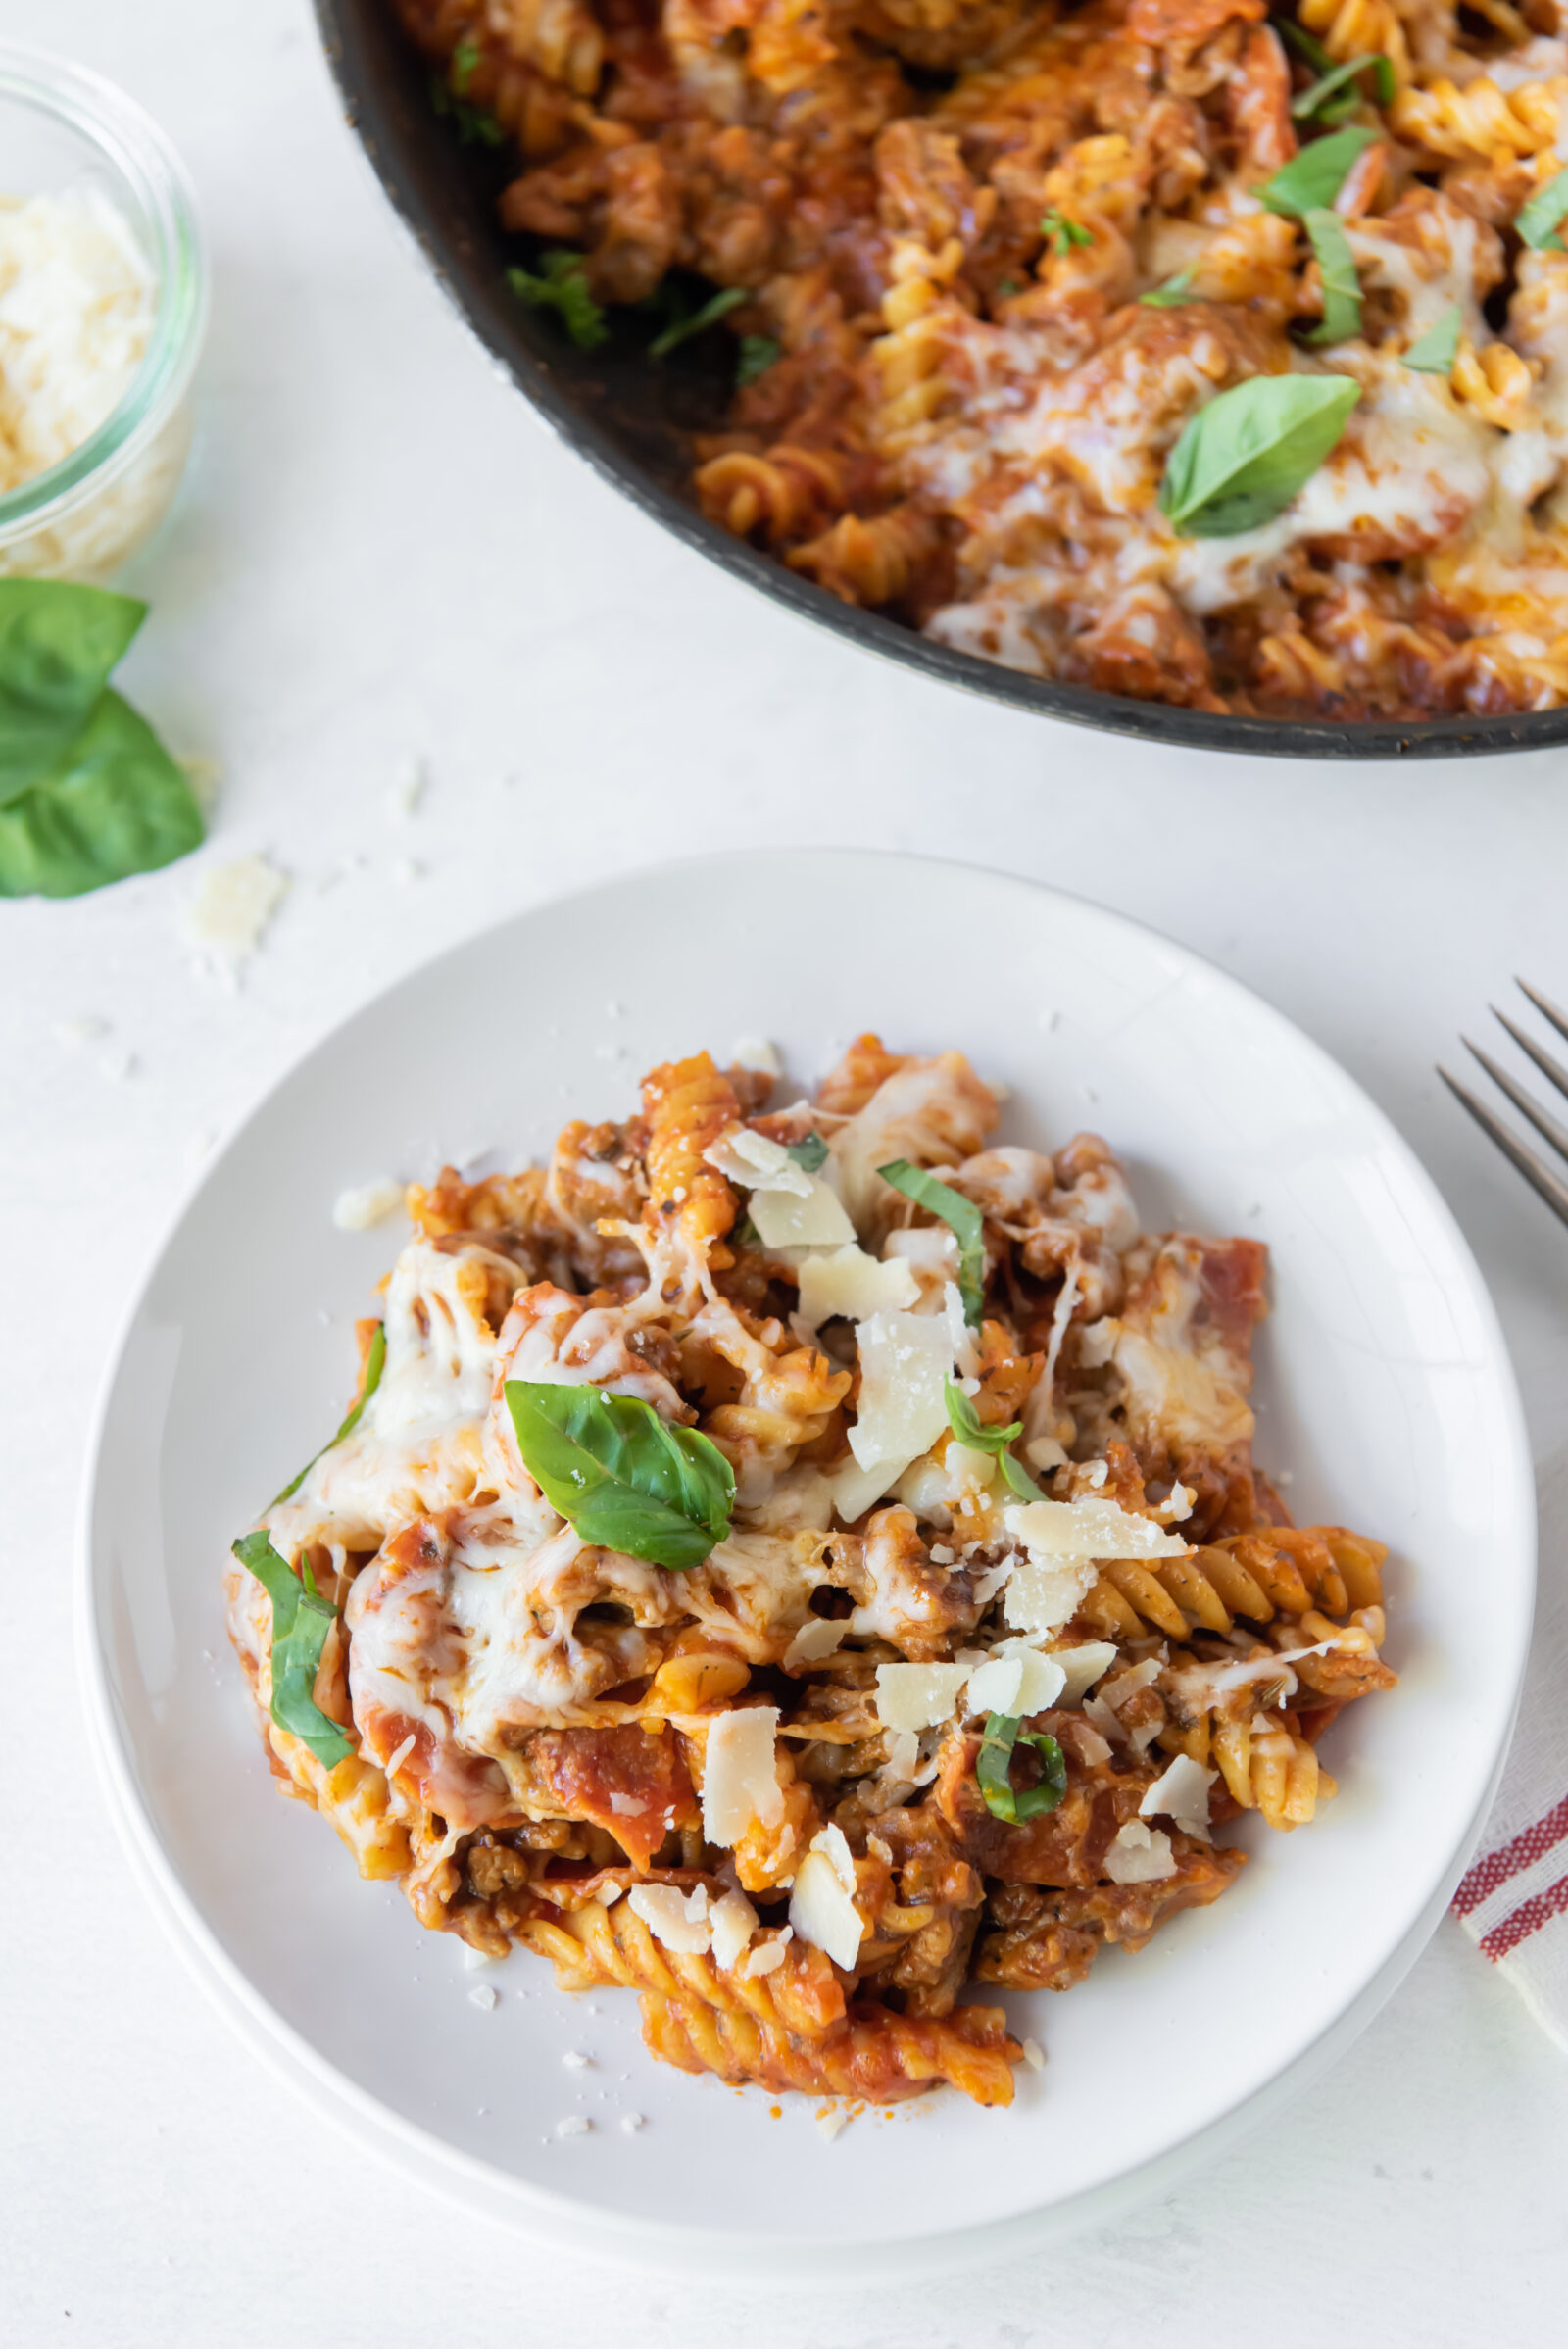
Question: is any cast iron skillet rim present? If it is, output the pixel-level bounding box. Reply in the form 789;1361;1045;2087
315;0;1568;761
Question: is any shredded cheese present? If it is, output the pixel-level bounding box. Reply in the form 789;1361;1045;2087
1103;1821;1178;1884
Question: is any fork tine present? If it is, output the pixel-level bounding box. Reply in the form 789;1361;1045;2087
1463;1036;1568;1167
1492;1005;1568;1107
1516;977;1568;1050
1439;1066;1568;1234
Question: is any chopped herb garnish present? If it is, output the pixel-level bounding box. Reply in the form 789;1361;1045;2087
1516;165;1568;252
1402;303;1461;374
451;33;480;95
505;1381;735;1570
1302;208;1363;343
1140;267;1200;308
429;73;504;148
648;283;747;359
786;1133;829;1173
877;1158;986;1326
1290;51;1396;123
508;251;609;351
1258;124;1376;219
736;334;781;386
1040;210;1093;255
273;1321;387;1506
976;1711;1068;1823
233;1531;356;1768
1279;20;1335;74
943;1377;1048;1502
1159;373;1360;537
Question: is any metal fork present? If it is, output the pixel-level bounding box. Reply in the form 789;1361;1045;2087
1440;979;1568;1230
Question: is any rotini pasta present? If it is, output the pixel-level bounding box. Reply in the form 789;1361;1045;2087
225;1031;1398;2114
391;0;1568;718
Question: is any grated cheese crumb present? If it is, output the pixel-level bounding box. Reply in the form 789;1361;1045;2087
332;1177;404;1232
815;2107;851;2144
461;1942;499;1972
1022;2038;1045;2072
1103;1821;1178;1884
729;1036;781;1076
467;1985;498;2012
182;853;289;975
563;2050;592;2069
555;2116;591;2139
619;2112;646;2134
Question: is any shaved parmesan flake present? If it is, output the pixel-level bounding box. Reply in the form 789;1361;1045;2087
1050;1640;1120;1707
1141;1753;1216;1842
963;1652;1023;1715
751;1175;856;1249
332;1177;404;1232
816;2107;850;2143
849;1309;954;1473
940;1281;980;1379
182;854;289;971
742;1932;791;1979
827;1452;914;1524
1004;1496;1191;1563
467;1983;498;2011
796;1245;918;1330
710;1887;760;1970
784;1617;849;1670
967;1640;1068;1719
1103;1821;1177;1884
628;1884;712;1954
729;1037;781;1076
1021;2037;1045;2071
703;1126;812;1196
1003;1556;1097;1638
874;1660;969;1733
789;1827;863;1970
701;1707;784;1845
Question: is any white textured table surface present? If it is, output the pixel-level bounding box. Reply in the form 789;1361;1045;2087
7;1;1568;2338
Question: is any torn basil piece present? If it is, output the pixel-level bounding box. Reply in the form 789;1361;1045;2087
233;1530;356;1768
505;1380;734;1569
943;1377;1048;1502
1158;373;1360;537
877;1158;985;1326
976;1711;1068;1823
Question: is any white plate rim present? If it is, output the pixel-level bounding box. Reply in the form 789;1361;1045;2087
75;845;1537;2277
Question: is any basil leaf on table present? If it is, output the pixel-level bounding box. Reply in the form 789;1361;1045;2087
233;1530;356;1768
1302;209;1363;344
1402;304;1461;375
505;1381;735;1569
0;687;204;899
785;1133;829;1172
943;1376;1047;1502
1515;166;1568;252
273;1321;387;1506
976;1712;1068;1824
1258;125;1376;219
877;1157;986;1326
0;579;145;806
1158;374;1360;538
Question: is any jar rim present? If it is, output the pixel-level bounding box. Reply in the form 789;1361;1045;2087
0;44;208;536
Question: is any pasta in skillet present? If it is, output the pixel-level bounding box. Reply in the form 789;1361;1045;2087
392;0;1568;718
226;1037;1396;2109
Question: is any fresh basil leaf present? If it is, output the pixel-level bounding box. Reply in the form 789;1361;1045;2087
877;1158;986;1326
505;1381;734;1570
785;1133;829;1173
737;334;781;386
1402;303;1461;374
1302;208;1362;344
1290;52;1396;122
1258;125;1375;219
233;1530;356;1768
273;1321;387;1506
509;251;609;351
0;686;204;899
1515;165;1568;252
976;1712;1068;1823
1140;267;1199;308
649;284;746;359
1158;373;1359;538
1041;210;1093;255
0;580;145;806
943;1377;1048;1501
451;32;480;93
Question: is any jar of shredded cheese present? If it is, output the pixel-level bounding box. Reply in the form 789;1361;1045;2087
0;46;206;582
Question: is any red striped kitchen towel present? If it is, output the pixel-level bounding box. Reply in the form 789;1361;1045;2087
1451;1464;1568;2048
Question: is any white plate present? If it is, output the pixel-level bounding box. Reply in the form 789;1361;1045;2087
78;849;1535;2278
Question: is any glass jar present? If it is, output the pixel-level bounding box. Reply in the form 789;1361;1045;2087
0;45;207;582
